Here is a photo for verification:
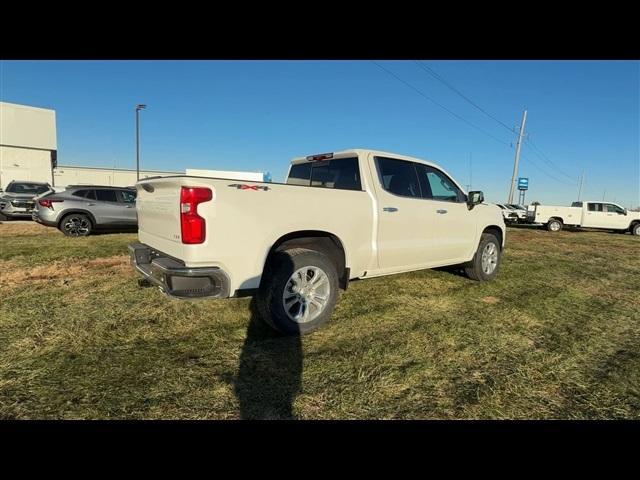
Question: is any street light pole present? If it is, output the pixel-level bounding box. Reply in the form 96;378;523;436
135;104;147;182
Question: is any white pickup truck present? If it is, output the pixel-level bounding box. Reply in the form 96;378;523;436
129;149;506;334
526;201;640;235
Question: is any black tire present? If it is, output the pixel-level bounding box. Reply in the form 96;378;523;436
464;233;502;282
59;213;93;237
256;247;340;335
547;218;563;232
0;213;9;221
632;223;640;237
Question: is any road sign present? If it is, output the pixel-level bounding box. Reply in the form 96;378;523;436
518;177;529;191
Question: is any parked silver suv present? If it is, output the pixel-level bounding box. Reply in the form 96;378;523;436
34;185;138;236
0;180;53;220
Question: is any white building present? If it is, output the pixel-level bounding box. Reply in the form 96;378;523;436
0;102;58;189
53;165;181;188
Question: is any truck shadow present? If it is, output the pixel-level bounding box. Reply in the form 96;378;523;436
234;296;302;420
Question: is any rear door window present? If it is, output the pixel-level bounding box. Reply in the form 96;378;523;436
588;203;604;212
72;190;90;198
375;157;420;198
95;189;118;203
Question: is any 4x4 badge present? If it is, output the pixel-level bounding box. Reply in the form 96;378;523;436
228;184;270;191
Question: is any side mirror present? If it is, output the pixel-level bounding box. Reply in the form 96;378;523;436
623;209;628;215
467;191;484;210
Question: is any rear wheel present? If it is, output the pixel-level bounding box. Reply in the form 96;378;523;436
256;248;339;335
547;218;563;232
59;213;92;237
464;233;501;281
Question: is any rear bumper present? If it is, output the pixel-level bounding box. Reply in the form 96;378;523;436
128;242;231;299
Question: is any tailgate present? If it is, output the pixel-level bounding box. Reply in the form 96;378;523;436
135;177;185;258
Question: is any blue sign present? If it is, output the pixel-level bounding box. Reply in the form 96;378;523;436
518;177;529;190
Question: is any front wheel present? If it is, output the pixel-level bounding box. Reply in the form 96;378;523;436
59;213;92;237
256;248;340;335
464;233;502;281
633;223;640;237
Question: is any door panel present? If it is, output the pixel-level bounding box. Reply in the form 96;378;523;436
582;202;610;228
117;190;138;225
603;203;630;229
92;189;127;224
415;164;477;263
372;157;440;271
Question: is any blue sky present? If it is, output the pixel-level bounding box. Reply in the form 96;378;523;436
2;60;638;207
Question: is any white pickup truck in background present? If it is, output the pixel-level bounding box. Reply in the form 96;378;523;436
129;149;505;334
526;201;640;235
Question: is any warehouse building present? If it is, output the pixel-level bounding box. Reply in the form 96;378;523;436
0;102;58;189
1;101;180;189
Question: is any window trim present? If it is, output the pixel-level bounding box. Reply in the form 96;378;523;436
374;156;467;203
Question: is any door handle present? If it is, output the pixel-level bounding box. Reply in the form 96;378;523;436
437;209;448;214
126;205;134;208
383;207;398;212
86;203;95;206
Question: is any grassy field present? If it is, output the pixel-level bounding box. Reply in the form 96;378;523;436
1;222;638;419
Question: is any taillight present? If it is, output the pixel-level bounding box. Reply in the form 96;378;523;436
180;187;212;244
38;199;63;209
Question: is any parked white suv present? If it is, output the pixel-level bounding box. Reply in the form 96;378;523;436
129;149;506;334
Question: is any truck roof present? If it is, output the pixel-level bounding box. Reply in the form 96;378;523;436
289;148;466;193
290;149;440;168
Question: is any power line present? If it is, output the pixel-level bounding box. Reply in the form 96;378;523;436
524;138;576;181
373;61;579;191
520;151;577;186
412;61;515;133
371;61;513;149
413;60;581;187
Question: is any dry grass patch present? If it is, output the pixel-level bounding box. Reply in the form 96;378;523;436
0;255;131;289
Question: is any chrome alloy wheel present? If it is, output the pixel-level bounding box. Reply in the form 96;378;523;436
549;221;561;232
481;242;499;275
282;266;331;323
63;215;90;236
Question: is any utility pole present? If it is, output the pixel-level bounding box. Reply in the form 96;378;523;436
577;169;585;201
602;188;606;201
135;104;147;182
508;110;527;204
469;152;473;191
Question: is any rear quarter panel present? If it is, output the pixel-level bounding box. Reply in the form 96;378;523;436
137;176;375;293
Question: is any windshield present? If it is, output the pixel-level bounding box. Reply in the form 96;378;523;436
6;183;50;195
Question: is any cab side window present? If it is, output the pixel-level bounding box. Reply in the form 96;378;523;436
605;204;624;214
119;190;137;203
375;157;420;198
415;164;465;202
